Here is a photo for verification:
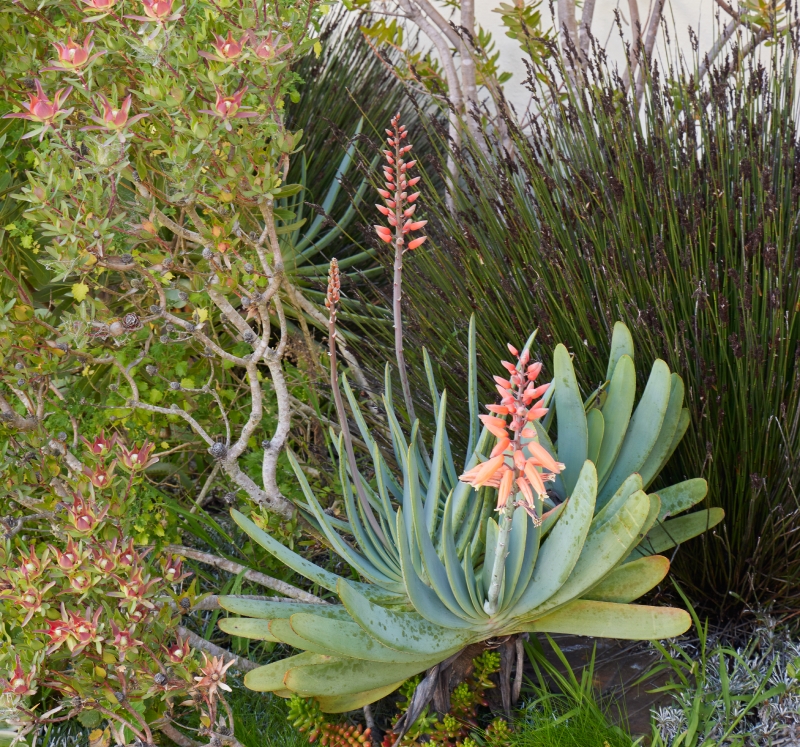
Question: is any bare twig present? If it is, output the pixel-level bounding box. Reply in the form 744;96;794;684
166;544;327;604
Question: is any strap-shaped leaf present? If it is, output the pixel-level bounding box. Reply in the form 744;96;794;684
592;474;643;531
596;354;636;489
407;452;475;621
230;510;403;605
452;427;490;526
383;363;408;470
463;547;485;617
244;652;324;692
640;374;685;489
337;437;401;578
284;652;442;698
521;600;691;639
502;506;529;608
631;508;725;557
505;509;542;610
554;344;589;495
442;490;487;619
587;408;605;464
341;373;377;455
656;478;708;520
231;509;340;593
269;618;342;657
539;500;566;538
606;322;635;381
293;452;404;591
295;117;362;253
217;618;279;642
509;460;597;619
217;597;351;620
639;493;661;539
423;348;458;490
337;578;474;656
482;517;499;595
583;555;670;603
398;508;475;629
598;359;672;507
523;488;649;619
372;440;400;541
289;614;438;664
424;391;448;535
317;681;407;713
456;486;489;559
656;408;690;480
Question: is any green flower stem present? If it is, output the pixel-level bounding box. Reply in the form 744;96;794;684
485;499;515;616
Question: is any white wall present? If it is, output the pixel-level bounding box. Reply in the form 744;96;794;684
429;0;727;111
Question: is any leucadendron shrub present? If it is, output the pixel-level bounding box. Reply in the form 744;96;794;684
0;0;329;744
389;42;800;615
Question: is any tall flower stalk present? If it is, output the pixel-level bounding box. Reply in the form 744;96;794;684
326;259;386;545
375;113;426;433
460;342;564;615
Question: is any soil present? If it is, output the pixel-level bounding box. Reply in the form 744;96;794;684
537;634;674;738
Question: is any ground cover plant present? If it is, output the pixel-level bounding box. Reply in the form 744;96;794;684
392;34;800;615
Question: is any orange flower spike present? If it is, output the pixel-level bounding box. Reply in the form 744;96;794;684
375;113;426;250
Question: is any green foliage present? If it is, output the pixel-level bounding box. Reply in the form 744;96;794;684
395;39;800;614
506;635;636;747
383;650;501;747
493;1;555;76
287;694;372;746
228;687;308;747
217;320;716;709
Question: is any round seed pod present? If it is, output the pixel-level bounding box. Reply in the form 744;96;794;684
209;442;227;460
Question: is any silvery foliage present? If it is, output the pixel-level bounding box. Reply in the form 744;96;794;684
653;616;800;746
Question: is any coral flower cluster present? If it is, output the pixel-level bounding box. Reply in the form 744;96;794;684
459;344;565;524
374;113;427;251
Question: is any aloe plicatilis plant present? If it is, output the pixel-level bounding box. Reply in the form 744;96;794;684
216;121;723;718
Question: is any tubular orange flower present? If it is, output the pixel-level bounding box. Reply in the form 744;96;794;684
497;469;514;509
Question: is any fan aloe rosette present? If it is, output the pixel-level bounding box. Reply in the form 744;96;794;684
217;320;723;713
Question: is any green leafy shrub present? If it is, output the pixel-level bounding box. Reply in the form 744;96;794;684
394;41;800;614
